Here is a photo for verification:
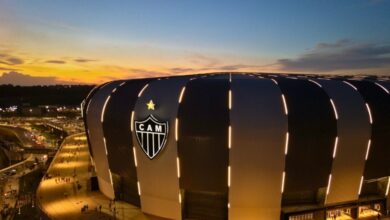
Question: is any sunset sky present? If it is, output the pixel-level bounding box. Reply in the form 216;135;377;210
1;0;390;85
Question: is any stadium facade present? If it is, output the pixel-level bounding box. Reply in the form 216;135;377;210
82;73;390;220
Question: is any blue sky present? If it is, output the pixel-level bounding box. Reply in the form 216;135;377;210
0;0;389;84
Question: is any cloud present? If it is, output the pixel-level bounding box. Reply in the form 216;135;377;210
278;40;390;72
128;68;170;77
315;39;352;49
74;58;97;63
168;67;195;74
0;71;68;86
0;67;18;71
186;53;219;67
218;64;260;71
0;54;24;65
45;60;66;64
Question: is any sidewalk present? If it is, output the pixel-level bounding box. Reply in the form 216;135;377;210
37;133;148;220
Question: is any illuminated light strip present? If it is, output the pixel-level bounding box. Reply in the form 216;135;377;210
386;177;390;196
228;166;231;187
229;73;232;82
228;90;232;110
178;87;186;103
133;147;138;167
358;176;364;195
284;132;289;155
80;102;84;118
86;99;92;113
137;181;141;195
308;79;322;88
366;103;373;124
130;111;135;131
326;174;332;195
330;99;338;120
332;137;339;158
281;94;288;115
99;82;110;90
375;82;390;94
175;118;179;141
85;84;100;102
101;95;111;123
176;157;180;178
103;137;108;155
343;81;358;91
138;84;149;97
271;78;278;85
281;171;286;193
365;139;371;160
179;193;182;204
112;88;117;93
228;203;230;209
119;82;126;86
109;169;113;185
228;126;232;149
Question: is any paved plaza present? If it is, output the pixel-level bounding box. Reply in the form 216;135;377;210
37;133;150;220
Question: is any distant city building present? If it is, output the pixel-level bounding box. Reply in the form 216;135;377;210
83;73;390;220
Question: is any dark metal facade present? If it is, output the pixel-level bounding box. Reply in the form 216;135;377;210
84;73;390;220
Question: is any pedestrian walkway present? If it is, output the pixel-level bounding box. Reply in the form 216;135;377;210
37;133;149;220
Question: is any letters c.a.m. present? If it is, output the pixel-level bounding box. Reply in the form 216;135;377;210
134;115;169;159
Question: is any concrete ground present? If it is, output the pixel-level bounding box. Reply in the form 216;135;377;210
37;133;149;220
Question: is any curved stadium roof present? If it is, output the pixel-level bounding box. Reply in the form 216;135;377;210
83;73;390;220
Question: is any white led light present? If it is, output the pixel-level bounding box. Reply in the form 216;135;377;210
308;79;322;88
330;99;338;120
138;84;149;97
326;174;332;195
178;87;186;103
281;171;286;193
101;95;111;123
281;94;288;115
343;81;358;91
176;157;180;178
228;90;232;110
386;177;390;196
175;118;179;141
130;111;135;131
375;82;389;94
103;137;108;155
179;193;182;204
133;147;138;167
228;126;232;149
366;103;373;124
365;139;371;160
358;176;364;195
271;79;278;85
86;99;92;114
284;132;289;155
332;137;339;158
137;181;141;195
109;169;113;185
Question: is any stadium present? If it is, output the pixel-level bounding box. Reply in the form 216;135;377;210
82;73;390;220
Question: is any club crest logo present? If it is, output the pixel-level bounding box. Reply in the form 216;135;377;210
134;101;169;159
